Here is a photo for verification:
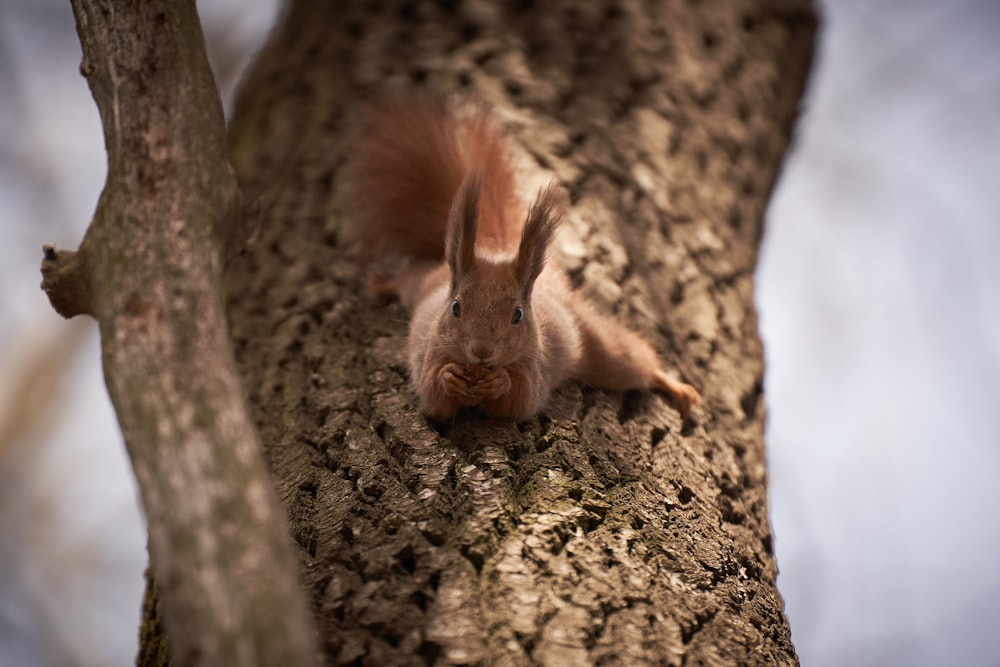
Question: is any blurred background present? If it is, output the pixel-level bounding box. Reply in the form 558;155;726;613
0;0;996;665
760;0;1000;664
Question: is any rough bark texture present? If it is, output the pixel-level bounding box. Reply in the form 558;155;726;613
41;1;318;665
201;0;817;665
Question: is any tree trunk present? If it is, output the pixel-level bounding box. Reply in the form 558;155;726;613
148;0;814;664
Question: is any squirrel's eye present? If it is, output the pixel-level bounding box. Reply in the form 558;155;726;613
451;299;461;318
512;306;524;324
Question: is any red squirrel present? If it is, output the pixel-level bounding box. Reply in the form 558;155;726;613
343;96;701;421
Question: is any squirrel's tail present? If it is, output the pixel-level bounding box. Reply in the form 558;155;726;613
342;95;521;268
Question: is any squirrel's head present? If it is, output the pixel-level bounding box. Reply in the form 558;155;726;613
441;173;562;367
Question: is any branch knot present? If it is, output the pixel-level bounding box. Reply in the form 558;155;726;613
40;244;94;319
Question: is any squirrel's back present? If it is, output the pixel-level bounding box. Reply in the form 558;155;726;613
343;96;522;267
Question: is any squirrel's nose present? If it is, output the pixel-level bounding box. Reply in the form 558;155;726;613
471;344;494;362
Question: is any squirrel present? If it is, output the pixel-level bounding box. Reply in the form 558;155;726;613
342;96;701;422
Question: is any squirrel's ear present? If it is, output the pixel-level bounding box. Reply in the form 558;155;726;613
446;172;480;287
515;183;563;297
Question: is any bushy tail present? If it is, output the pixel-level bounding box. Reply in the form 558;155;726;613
342;95;521;269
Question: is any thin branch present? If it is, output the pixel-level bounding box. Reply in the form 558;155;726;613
40;1;319;664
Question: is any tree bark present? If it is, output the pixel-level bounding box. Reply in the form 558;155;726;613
40;1;318;665
196;0;817;665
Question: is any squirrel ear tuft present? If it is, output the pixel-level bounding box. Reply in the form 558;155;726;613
446;172;481;287
515;183;563;297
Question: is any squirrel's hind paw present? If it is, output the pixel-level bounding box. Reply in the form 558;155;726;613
653;370;701;419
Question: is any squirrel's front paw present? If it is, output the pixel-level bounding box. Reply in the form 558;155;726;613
440;363;480;406
472;367;512;400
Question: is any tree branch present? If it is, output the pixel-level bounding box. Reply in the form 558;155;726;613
41;1;319;664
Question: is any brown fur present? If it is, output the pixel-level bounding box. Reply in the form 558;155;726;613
343;95;520;268
342;97;700;421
